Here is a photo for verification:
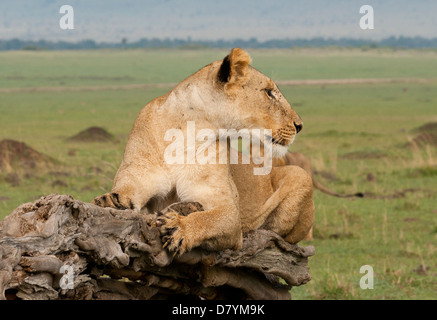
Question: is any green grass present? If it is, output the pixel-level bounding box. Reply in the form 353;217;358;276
251;48;437;80
0;48;436;300
0;49;229;88
1;48;437;88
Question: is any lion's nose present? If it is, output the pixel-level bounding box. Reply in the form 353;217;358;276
294;122;303;134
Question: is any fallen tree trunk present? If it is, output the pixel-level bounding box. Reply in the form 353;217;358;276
0;194;314;300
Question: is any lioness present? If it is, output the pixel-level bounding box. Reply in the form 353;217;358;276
94;48;315;255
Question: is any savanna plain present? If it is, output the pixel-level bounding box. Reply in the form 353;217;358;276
0;48;436;299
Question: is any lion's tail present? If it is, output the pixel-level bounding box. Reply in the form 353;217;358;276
280;152;364;198
312;178;364;198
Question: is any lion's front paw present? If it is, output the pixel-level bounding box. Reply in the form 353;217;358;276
93;192;132;210
158;211;190;256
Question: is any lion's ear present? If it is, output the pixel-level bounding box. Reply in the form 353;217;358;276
218;48;251;85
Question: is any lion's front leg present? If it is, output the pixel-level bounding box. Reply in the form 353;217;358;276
93;181;144;211
158;205;241;255
158;167;242;255
93;167;171;212
93;191;133;210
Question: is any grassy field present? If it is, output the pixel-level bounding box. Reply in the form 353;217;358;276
0;48;436;300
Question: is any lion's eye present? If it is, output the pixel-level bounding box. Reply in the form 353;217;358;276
265;89;275;99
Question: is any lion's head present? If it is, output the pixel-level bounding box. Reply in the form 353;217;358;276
198;48;303;157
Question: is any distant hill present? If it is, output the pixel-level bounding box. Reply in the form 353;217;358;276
0;0;436;42
1;36;437;51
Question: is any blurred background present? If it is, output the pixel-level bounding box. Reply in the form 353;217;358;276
1;0;437;43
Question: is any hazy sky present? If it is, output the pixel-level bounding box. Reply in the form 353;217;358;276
1;0;436;42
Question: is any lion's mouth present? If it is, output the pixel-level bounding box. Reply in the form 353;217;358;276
263;134;293;158
265;134;290;147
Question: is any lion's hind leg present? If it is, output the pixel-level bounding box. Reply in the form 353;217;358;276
261;165;315;244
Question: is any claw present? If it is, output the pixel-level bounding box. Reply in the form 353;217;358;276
156;218;165;227
166;227;177;236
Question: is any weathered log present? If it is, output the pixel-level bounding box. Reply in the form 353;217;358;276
0;194;314;300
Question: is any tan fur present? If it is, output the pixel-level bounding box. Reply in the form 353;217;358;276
93;48;315;255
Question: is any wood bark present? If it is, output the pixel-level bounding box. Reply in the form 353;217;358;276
0;194;314;300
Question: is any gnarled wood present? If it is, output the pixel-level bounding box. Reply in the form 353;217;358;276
0;194;314;300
